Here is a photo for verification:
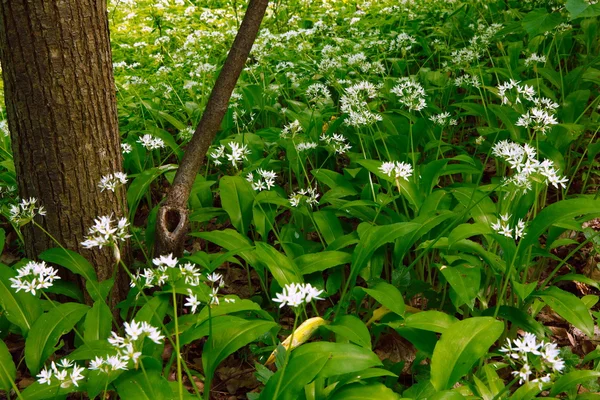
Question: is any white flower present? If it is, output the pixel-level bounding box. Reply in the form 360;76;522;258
137;134;165;150
340;81;382;127
295;142;318;152
272;283;324;308
281;120;303;139
99;172;128;192
9;197;46;225
152;253;179;269
9;261;60;296
391;77;427;112
124;320;143;341
525;53;546;66
185;289;201;314
121;143;133;154
289;187;320;208
37;367;52;385
379;161;413;181
81;215;131;249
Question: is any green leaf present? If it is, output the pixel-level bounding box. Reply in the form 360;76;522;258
536;286;594;338
440;265;481;309
362;282;405;317
115;368;173;400
84;301;113;342
255;242;302;287
126;164;177;218
520;198;600;259
25;303;89;374
404;311;458;333
44;280;84;303
203;319;277;390
430;317;503;391
313;210;344;245
0;228;5;255
448;223;492;248
351;222;419;286
39;248;106;302
330;382;400;399
191;229;260;267
357;159;422;208
483;306;545;337
0;339;16;393
451;187;496;228
260;342;382;400
180;315;247;346
566;0;600;18
550;370;600;396
522;8;563;37
324;315;372;348
20;380;74;400
219;175;254;234
295;251;351;274
0;264;43;336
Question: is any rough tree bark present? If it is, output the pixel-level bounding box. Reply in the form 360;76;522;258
155;0;269;257
0;0;128;302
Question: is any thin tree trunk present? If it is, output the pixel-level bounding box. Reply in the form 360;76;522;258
155;0;269;257
0;0;128;303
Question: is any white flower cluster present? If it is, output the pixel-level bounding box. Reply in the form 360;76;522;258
177;126;195;143
340;81;382;127
515;97;559;135
491;213;526;240
10;260;60;296
90;320;164;374
306;83;331;104
98;172;128;192
492;140;568;192
246;169;277;192
280;120;303;139
131;253;197;288
81;215;131;249
429;112;458;127
289;187;320;208
9;197;46;225
295;142;318;152
497;79;536;106
454;73;481;88
379;161;413;181
184;271;234;313
137;134;165;150
209;142;251;167
500;332;564;389
391;77;427;112
272;282;324;308
525;53;546;66
320;133;352;155
121;143;133;154
389;32;417;52
37;359;85;388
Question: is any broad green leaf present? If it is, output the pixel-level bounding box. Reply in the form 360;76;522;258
482;306;545;337
451;187;496;228
84;301;112;342
330;382;400;399
0;264;43;336
324;315;371;348
394;210;456;260
362;282;405;317
566;0;600;18
313;211;344;245
202;319;277;389
25;303;90;374
550;370;600;396
126;164;177;218
0;339;16;393
404;311;458;333
430;391;466;400
66;339;116;361
115;368;173;400
448;222;492;247
219;175;254;234
510;382;541;400
357;159;422;208
351;222;419;286
441;265;481;309
520;198;600;259
260;342;382;400
430;317;503;390
522;8;563;37
20;380;74;400
536;286;594;337
44;280;84;303
192;229;260;267
180;315;247;346
0;228;5;255
255;242;302;287
295;251;351;274
39;248;106;303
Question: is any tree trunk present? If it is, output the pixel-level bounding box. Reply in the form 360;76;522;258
155;0;269;257
0;0;128;302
